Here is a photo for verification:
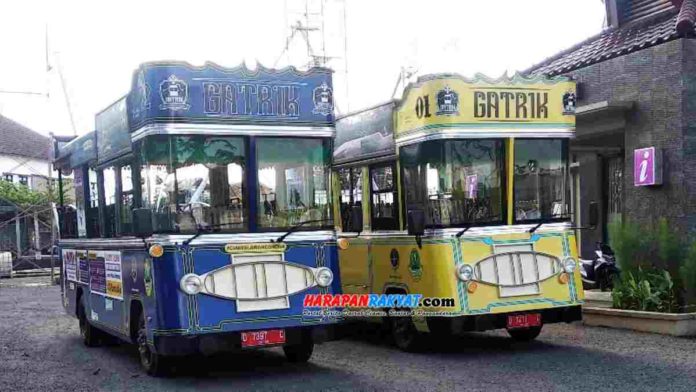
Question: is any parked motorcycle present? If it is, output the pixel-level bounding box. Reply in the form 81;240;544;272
580;242;620;291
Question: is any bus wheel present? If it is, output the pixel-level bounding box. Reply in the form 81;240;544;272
507;326;542;342
283;340;314;363
390;314;421;352
137;313;171;376
78;299;100;347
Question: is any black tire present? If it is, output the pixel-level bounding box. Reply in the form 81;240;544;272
390;312;422;352
78;298;101;347
507;326;543;342
283;340;314;363
599;270;616;291
137;312;172;376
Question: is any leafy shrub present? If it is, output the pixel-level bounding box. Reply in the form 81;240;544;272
680;242;696;309
607;219;653;272
612;268;679;313
608;218;687;312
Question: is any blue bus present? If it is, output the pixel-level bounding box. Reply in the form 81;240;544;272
53;62;344;375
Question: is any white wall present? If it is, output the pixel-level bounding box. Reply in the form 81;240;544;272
0;153;57;190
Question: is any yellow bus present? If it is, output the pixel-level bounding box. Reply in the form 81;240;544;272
332;73;593;350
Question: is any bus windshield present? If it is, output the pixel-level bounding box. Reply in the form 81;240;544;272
513;139;569;222
139;135;332;233
256;137;332;229
140;135;247;233
400;139;505;228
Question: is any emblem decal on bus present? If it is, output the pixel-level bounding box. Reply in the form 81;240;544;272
408;249;422;281
159;74;190;111
312;82;334;116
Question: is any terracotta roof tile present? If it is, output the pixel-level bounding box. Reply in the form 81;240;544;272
527;8;695;76
677;0;696;35
0;114;51;161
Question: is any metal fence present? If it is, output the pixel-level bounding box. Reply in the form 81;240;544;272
0;199;58;281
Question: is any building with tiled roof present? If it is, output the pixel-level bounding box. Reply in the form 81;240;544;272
527;0;696;257
0;114;53;191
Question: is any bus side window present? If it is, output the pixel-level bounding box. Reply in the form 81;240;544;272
58;169;78;238
120;165;134;235
369;163;399;231
338;167;362;231
87;169;101;238
102;167;117;238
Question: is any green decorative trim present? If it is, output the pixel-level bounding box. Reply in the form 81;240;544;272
467;298;576;314
452;238;468;313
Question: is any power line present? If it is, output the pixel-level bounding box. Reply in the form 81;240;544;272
0;90;44;96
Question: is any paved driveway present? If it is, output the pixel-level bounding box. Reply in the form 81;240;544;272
1;278;695;391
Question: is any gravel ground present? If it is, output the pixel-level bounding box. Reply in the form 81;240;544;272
2;277;696;392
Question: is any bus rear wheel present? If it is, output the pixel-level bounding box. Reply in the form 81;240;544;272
137;312;172;376
507;326;542;342
78;299;101;347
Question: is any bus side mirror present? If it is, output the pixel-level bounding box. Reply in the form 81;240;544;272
407;209;425;237
348;205;363;233
588;201;599;229
132;208;154;238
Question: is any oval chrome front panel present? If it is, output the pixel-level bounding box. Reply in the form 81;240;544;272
474;251;561;287
201;260;316;301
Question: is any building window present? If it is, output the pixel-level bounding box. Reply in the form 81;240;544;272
2;174;12;183
370;163;399;230
18;175;28;186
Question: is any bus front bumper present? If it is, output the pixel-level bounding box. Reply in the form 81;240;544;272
153;324;336;356
427;305;582;334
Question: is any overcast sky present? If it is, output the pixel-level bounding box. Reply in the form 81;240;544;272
0;0;605;137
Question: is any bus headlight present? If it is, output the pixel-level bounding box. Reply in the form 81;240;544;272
563;257;577;273
314;267;334;288
180;274;202;295
148;243;164;258
456;264;474;282
337;238;350;250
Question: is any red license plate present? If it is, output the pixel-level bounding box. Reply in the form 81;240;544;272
241;329;286;348
507;313;542;329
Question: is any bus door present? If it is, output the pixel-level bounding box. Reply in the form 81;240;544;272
366;162;401;291
337;166;370;294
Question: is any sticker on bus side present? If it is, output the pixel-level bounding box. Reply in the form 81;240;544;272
62;249;78;282
88;250;124;300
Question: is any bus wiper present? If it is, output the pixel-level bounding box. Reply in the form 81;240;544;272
455;224;472;238
454;213;501;238
182;220;244;245
183;223;212;246
528;222;544;234
529;213;573;233
275;219;332;243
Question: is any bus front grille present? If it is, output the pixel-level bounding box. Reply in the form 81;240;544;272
473;245;561;297
200;254;317;312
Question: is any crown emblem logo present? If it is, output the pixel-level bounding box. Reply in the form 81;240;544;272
159;74;190;111
562;91;576;115
436;86;459;116
312;82;334;116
